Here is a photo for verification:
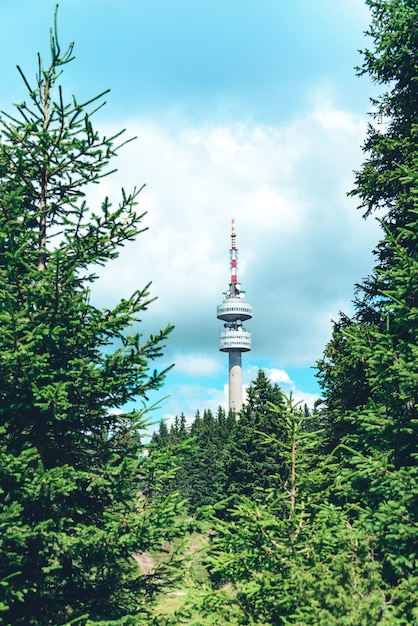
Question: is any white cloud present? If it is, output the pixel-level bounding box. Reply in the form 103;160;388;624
262;367;320;410
259;367;319;409
291;389;320;410
265;368;292;385
84;88;381;420
92;93;377;323
174;354;222;376
150;378;227;423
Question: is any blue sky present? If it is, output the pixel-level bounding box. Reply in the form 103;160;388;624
0;1;382;427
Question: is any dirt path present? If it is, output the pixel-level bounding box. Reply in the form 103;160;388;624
133;552;155;574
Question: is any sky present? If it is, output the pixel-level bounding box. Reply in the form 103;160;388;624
0;1;383;428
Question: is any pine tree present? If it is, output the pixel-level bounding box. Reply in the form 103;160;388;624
0;12;187;625
151;419;170;449
224;370;286;501
180;409;229;511
316;0;418;618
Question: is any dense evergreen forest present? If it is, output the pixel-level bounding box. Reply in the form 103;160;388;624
0;1;417;624
150;370;318;514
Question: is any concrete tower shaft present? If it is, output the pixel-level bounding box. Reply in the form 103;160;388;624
217;219;252;412
229;351;243;413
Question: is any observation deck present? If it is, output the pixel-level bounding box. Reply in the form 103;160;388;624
217;297;253;322
219;328;252;352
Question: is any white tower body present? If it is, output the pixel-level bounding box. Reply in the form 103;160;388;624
217;219;252;412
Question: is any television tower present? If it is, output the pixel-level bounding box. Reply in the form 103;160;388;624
217;219;252;412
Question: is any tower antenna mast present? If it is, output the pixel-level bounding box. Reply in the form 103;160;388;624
230;218;238;294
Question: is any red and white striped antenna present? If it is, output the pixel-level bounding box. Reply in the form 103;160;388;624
230;218;238;294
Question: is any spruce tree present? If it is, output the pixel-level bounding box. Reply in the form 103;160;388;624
224;370;286;500
317;0;418;617
0;12;187;625
165;409;230;512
